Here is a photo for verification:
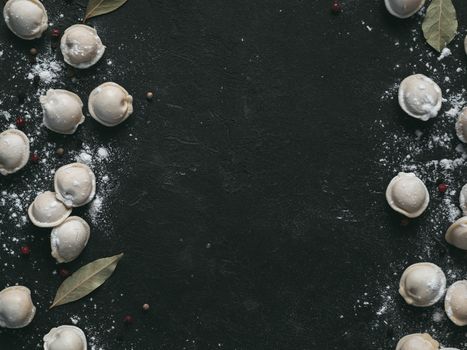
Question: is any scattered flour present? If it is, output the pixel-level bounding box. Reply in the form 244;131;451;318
27;57;63;85
0;7;132;350
354;10;467;349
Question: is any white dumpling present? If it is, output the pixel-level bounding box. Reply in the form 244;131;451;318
464;35;467;56
396;333;439;350
54;163;96;207
455;108;467;143
88;82;133;127
459;184;467;216
385;172;430;218
3;0;48;40
445;280;467;326
28;191;72;227
0;286;36;328
398;74;442;121
445;217;467;250
60;24;105;69
43;325;87;350
51;216;90;263
385;0;425;18
0;129;30;175
399;262;446;307
40;89;85;135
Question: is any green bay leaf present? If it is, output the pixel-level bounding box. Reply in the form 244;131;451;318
422;0;458;52
84;0;128;22
50;253;124;309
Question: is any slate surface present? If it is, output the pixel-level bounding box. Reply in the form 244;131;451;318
1;1;466;349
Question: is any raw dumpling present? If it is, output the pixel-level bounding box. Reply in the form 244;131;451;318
385;0;425;18
40;89;85;135
445;280;467;326
459;184;467;216
385;172;430;218
396;333;439;350
399;262;446;307
28;191;72;227
54;163;96;207
51;216;90;263
0;129;30;175
3;0;48;40
43;325;87;350
398;74;442;121
0;286;36;328
60;24;105;69
88;82;133;126
455;108;467;143
445;217;467;250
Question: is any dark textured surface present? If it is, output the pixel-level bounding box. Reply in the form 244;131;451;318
1;0;466;349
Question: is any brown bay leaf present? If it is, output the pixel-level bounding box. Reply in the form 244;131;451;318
422;0;457;52
50;253;124;309
84;0;128;22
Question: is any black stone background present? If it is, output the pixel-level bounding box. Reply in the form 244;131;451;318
1;0;466;349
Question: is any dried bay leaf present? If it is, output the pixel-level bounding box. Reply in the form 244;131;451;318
84;0;128;22
422;0;457;52
50;253;124;309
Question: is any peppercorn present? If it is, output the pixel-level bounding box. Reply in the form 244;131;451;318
438;183;448;193
30;153;39;163
20;245;30;256
15;116;26;128
331;0;342;13
55;147;65;157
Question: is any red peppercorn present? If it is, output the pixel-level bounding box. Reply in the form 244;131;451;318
20;245;30;256
438;183;448;193
51;28;61;38
15;116;26;128
331;0;342;13
58;267;71;278
123;315;134;325
30;153;39;163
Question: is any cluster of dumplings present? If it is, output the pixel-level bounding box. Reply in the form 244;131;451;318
40;82;133;134
383;2;467;349
0;1;135;344
0;162;95;332
386;173;467;324
0;286;87;348
397;73;467;146
28;162;96;263
385;170;467;347
3;0;133;135
396;262;467;349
